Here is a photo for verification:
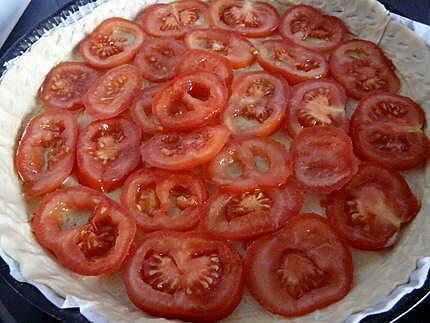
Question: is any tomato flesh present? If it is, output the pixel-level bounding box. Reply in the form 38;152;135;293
245;214;353;317
32;186;136;276
326;162;420;250
130;84;164;134
123;231;243;321
15;109;78;197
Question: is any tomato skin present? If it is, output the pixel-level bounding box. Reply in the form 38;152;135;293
350;93;429;170
141;125;230;170
185;28;255;68
39;62;100;110
83;64;143;119
223;71;290;137
120;168;208;231
325;162;420;250
32;186;136;276
330;39;401;99
134;38;187;83
208;0;280;37
279;4;347;52
138;0;209;38
79;18;145;69
286;79;348;138
291;126;358;194
123;231;244;321
76;117;142;193
130;84;164;134
244;213;353;317
257;39;329;84
175;49;233;85
152;71;228;130
15;109;78;197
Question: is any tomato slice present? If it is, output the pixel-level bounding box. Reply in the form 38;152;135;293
208;0;280;37
83;64;143;119
138;0;209;38
279;4;347;52
175;49;233;85
286;79;347;138
15;109;78;197
326;162;420;250
32;186;136;276
123;231;243;321
38;62;99;110
245;214;353;317
330;39;401;99
291;127;358;193
257;39;329;84
130;84;164;134
79;18;145;69
141;125;230;170
185;28;255;68
350;93;429;170
152;71;228;131
207;137;292;192
199;179;303;240
134;38;187;83
76;117;141;192
121;168;208;231
223;71;289;137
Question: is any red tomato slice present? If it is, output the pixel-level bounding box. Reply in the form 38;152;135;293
257;39;329;84
286;79;347;138
245;214;353;317
350;93;429;170
32;186;136;276
38;62;99;110
175;49;233;85
223;71;289;137
15;109;78;197
79;18;145;69
185;28;255;68
123;231;243;321
141;125;230;170
199;179;303;240
291;127;358;193
208;0;280;37
76;117;142;193
330;39;401;99
326;162;420;250
83;64;143;119
130;84;164;134
134;38;187;83
207;137;292;191
138;0;209;38
152;71;228;131
279;4;347;52
121;168;208;231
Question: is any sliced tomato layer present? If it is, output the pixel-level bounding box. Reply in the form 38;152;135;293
291;127;358;193
257;39;329;84
245;214;353;317
123;231;243;321
130;84;164;134
286;79;347;138
207;137;292;192
32;186;136;276
326;162;420;250
121;168;208;231
77;117;141;192
152;71;228;130
351;93;429;170
141;125;230;170
15;109;78;197
79;18;145;69
223;71;289;137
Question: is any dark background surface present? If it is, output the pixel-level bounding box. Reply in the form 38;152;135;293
0;0;429;322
